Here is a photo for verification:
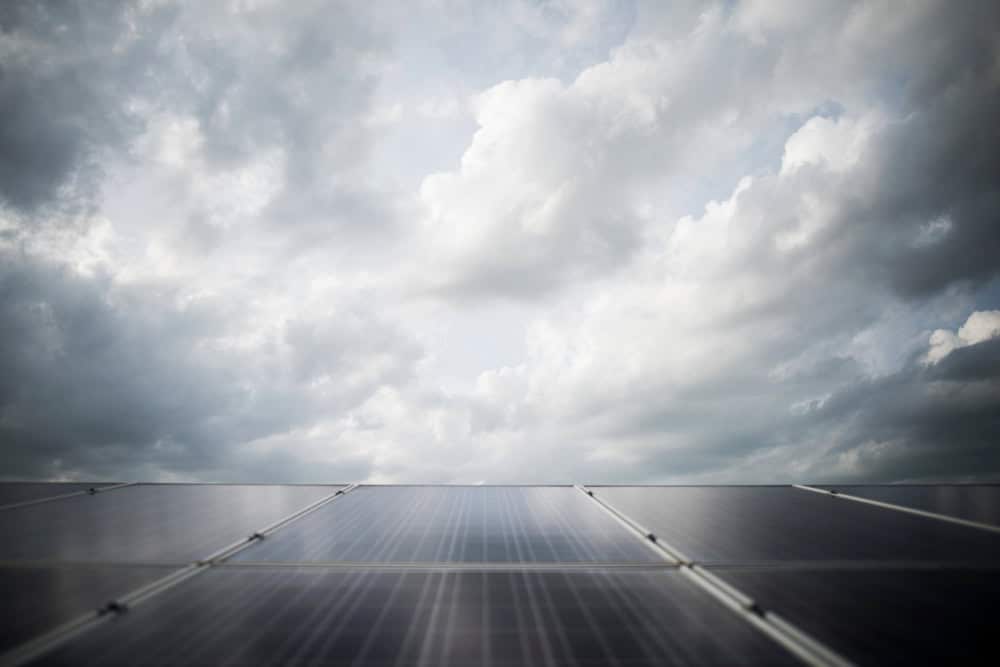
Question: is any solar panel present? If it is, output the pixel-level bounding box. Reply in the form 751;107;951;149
0;483;110;508
230;486;663;563
31;566;800;666
817;484;1000;527
0;484;339;563
0;564;174;654
5;483;999;665
713;567;1000;666
590;486;1000;564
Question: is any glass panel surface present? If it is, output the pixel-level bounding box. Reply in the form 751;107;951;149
233;486;661;563
0;564;175;654
0;484;339;564
0;483;109;507
34;567;798;666
715;567;1000;666
592;486;1000;564
818;484;1000;526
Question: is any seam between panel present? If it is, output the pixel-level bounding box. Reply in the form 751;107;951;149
0;484;358;667
212;560;680;571
574;485;855;667
793;484;1000;534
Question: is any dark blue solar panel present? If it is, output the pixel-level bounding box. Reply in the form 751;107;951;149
33;566;799;666
0;564;175;654
231;486;662;563
591;486;1000;564
715;567;1000;666
818;484;1000;526
0;484;339;563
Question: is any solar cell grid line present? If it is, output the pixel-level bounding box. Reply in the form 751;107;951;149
553;567;690;664
348;569;425;666
229;485;663;563
0;483;134;512
794;484;1000;534
0;484;358;667
418;571;459;666
573;569;666;663
577;485;854;667
398;570;449;665
285;569;391;663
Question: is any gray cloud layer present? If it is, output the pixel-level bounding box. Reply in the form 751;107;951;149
1;0;999;483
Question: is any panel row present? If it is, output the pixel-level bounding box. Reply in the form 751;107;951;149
0;484;340;563
4;563;997;666
10;563;997;667
3;484;999;566
26;566;800;666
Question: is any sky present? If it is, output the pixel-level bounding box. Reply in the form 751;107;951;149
1;0;999;484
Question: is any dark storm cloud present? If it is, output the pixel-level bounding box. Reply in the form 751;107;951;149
761;0;1000;301
0;249;420;481
577;335;1000;484
0;1;159;214
862;64;1000;298
801;337;1000;483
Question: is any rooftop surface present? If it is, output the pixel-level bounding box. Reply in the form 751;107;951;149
1;483;998;665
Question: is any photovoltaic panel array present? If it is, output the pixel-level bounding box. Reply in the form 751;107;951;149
1;481;998;666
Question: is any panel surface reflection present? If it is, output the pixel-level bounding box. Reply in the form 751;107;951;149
34;567;798;666
818;484;1000;526
233;486;662;563
0;564;174;654
0;484;338;563
716;567;1000;666
593;486;1000;564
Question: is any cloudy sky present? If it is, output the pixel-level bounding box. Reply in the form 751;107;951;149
2;0;999;484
